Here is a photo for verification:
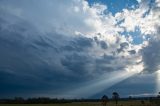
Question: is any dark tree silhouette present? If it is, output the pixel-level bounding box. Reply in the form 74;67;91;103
129;96;132;100
157;92;160;98
112;92;119;106
101;95;108;106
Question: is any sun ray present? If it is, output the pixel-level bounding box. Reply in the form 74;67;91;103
156;70;160;93
63;63;144;98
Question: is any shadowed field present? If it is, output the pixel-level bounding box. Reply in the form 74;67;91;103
0;100;160;106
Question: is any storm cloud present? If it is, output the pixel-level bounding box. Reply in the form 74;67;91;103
0;0;159;98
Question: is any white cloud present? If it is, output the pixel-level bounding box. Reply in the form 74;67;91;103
137;0;142;3
116;0;160;37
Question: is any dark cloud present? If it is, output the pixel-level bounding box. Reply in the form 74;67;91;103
0;10;125;97
0;14;142;97
61;36;93;52
100;41;108;49
142;39;160;73
128;50;136;55
94;37;108;49
117;42;129;53
140;0;160;73
61;53;94;79
0;13;75;96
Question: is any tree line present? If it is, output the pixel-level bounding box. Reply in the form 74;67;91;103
0;97;100;104
0;92;160;104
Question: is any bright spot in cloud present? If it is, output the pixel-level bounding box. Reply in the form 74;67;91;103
156;70;160;92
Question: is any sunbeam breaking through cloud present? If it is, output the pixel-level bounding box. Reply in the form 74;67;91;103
156;70;160;92
61;63;144;98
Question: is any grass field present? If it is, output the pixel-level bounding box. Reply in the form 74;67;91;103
0;100;159;106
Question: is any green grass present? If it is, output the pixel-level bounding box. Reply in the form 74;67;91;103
0;100;159;106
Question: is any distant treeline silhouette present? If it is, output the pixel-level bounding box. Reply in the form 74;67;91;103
0;97;100;104
0;92;160;104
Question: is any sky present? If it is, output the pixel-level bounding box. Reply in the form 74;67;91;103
0;0;160;99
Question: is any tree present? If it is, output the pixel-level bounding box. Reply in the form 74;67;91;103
129;96;132;100
112;92;119;106
101;95;108;106
157;92;160;98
